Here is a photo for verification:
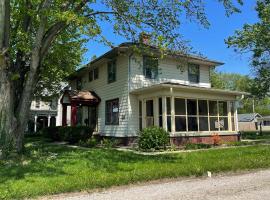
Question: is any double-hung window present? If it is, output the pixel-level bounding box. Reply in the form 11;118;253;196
143;56;158;79
188;63;200;83
105;98;119;125
89;68;99;82
107;60;116;83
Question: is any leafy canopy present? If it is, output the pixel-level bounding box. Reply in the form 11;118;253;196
226;0;270;98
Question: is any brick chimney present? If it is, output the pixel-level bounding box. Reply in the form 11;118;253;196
139;32;151;45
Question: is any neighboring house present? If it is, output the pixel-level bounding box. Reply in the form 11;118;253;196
258;116;270;131
238;113;262;131
27;97;62;133
60;42;247;145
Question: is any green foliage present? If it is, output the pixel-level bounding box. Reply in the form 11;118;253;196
78;137;99;148
185;143;212;150
138;127;170;151
226;0;270;98
101;138;119;148
41;126;93;144
1;138;270;199
210;69;270;115
210;70;253;92
241;131;270;140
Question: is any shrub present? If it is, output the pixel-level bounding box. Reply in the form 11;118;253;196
101;138;119;148
42;126;93;144
185;143;212;150
212;133;221;146
78;137;99;148
138;126;170;151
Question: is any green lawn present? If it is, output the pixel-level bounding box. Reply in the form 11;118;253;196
1;138;270;199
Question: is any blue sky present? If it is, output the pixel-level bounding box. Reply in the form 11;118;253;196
84;1;258;75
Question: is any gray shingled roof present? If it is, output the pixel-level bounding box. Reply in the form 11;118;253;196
238;113;262;122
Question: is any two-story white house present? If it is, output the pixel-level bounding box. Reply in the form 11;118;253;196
60;42;247;145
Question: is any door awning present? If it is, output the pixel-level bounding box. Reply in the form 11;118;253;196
60;90;101;106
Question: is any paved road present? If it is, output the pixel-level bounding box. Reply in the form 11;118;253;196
43;170;270;200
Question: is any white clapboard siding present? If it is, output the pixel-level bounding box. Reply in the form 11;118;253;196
129;55;211;91
71;55;130;137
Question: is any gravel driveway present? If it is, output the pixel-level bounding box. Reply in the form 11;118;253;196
42;169;270;200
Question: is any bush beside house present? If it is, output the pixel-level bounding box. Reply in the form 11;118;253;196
138;126;170;151
41;126;93;144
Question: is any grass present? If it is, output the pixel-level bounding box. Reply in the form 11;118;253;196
1;138;270;199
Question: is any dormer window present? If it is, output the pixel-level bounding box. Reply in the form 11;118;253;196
143;56;158;79
188;63;200;83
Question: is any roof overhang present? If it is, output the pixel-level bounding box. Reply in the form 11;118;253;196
130;83;249;97
61;90;101;106
68;42;224;80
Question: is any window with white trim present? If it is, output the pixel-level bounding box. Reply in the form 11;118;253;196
105;98;119;125
188;63;200;83
143;56;158;79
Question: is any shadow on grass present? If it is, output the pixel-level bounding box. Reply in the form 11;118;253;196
0;137;180;184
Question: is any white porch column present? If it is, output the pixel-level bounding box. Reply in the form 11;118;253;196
48;115;51;127
235;105;239;132
162;96;167;131
34;115;37;132
154;97;159;126
228;102;232;131
142;99;146;129
171;96;175;134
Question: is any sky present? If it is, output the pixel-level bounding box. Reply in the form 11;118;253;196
84;1;258;76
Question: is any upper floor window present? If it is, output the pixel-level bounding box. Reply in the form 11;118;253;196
76;78;82;90
188;64;200;83
89;70;93;82
89;68;99;82
107;60;116;83
143;56;158;79
105;98;119;125
94;68;99;80
35;99;40;108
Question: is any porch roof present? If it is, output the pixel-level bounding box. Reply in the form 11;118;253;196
130;83;249;96
60;90;101;106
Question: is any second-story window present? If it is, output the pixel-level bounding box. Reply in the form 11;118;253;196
143;56;158;79
108;60;116;83
188;63;200;83
94;68;99;80
35;99;40;108
76;78;82;90
89;68;99;82
89;70;93;82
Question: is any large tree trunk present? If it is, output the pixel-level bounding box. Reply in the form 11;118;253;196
0;0;13;157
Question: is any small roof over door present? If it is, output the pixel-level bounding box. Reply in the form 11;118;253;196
60;90;101;106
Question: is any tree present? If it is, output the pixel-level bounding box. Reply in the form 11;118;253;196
211;70;270;115
210;70;253;92
0;0;243;154
226;0;270;98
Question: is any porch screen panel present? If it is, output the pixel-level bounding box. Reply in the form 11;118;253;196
139;101;142;131
187;99;198;131
219;101;229;131
158;98;163;127
209;101;219;131
198;100;208;131
146;100;154;127
175;98;186;131
166;97;171;132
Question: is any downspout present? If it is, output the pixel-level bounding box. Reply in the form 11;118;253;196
127;52;134;138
